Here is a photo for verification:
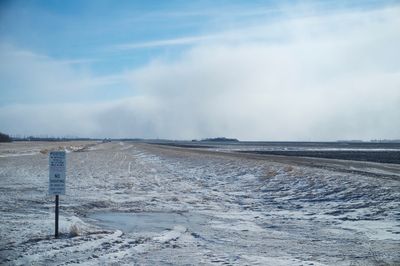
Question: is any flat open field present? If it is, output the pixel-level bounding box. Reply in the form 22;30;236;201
0;141;399;265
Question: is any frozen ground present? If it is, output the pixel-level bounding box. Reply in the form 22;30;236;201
0;141;399;265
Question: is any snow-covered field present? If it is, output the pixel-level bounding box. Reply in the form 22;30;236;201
0;141;399;265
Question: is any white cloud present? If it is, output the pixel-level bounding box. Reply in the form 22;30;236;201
129;6;400;140
0;43;128;104
0;97;159;138
1;5;400;140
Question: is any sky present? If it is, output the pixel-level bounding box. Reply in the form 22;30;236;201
0;0;399;141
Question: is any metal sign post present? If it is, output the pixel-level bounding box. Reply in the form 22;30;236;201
49;151;66;239
55;195;59;238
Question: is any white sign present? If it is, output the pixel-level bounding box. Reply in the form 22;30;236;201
49;151;66;195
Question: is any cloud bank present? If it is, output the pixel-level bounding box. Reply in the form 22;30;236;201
1;5;399;140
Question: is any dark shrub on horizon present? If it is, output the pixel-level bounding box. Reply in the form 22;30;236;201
0;132;12;142
201;137;239;142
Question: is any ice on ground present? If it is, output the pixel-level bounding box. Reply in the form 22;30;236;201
88;211;207;234
153;225;187;243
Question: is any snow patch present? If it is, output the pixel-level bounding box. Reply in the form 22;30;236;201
153;225;187;243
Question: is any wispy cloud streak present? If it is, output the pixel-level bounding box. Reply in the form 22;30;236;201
114;35;217;50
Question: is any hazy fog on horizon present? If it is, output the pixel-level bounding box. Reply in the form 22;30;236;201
0;0;399;141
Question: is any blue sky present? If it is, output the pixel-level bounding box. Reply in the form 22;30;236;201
1;0;394;73
0;0;399;139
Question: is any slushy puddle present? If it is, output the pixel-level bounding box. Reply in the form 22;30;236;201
89;211;208;233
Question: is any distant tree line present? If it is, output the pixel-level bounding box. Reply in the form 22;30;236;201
9;135;144;142
201;137;239;142
13;136;94;142
0;132;12;142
